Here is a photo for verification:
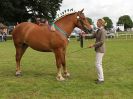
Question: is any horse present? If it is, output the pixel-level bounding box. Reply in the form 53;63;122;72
12;9;92;81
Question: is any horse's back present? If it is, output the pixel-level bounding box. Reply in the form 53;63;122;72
12;22;68;51
12;22;50;42
12;22;37;37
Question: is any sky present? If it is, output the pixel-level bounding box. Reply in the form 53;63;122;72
58;0;133;26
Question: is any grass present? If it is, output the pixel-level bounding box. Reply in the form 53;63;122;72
0;38;133;99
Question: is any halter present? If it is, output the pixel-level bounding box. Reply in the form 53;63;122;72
76;15;92;48
77;16;90;33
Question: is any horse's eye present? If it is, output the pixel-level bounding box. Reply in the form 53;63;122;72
82;18;85;20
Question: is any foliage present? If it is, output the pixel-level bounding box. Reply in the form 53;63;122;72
103;17;113;30
0;39;133;98
26;0;62;20
0;0;63;24
86;17;97;30
117;15;133;30
0;0;30;24
86;17;93;24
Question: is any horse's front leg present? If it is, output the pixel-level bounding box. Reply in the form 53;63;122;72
63;66;70;78
54;49;65;81
62;49;70;78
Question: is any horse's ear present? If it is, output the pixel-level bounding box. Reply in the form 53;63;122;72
77;9;84;15
80;9;84;13
77;9;84;16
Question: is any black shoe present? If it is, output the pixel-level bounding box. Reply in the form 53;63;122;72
95;80;104;84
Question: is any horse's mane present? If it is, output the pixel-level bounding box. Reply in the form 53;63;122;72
54;11;76;22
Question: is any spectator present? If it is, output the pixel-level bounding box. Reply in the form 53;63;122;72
0;31;2;42
3;32;7;41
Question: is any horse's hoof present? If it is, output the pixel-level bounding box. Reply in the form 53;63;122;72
15;71;22;77
64;72;70;78
15;73;22;77
56;76;65;81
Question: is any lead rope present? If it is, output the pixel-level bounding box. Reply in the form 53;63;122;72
68;47;88;54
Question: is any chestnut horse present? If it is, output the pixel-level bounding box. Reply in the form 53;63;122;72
12;9;92;81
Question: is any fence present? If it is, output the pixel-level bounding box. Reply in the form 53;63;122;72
115;32;133;39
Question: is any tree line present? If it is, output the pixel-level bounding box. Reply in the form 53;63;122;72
0;0;133;30
0;0;63;25
87;15;133;31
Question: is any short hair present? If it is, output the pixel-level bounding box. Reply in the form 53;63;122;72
98;19;107;26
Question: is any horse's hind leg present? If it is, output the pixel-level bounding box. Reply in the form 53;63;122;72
15;43;28;76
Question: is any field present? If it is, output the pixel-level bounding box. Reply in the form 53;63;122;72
0;38;133;99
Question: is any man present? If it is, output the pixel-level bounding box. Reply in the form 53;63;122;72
88;19;107;84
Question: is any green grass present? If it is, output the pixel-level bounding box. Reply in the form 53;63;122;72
0;38;133;99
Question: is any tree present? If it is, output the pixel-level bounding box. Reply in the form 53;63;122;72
86;17;93;24
0;0;63;25
0;0;30;24
117;15;133;30
103;17;113;30
86;17;96;32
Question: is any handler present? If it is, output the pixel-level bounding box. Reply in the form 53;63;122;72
88;18;107;84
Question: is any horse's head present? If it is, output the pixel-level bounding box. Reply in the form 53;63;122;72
75;9;92;32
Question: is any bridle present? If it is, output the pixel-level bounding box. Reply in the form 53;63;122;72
53;12;92;39
76;15;92;48
77;15;92;33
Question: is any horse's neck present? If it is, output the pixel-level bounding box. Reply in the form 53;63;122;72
55;16;76;36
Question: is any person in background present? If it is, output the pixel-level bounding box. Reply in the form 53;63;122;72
36;18;55;31
3;31;7;41
0;30;3;42
41;18;55;31
35;17;41;25
49;19;56;31
88;18;107;84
